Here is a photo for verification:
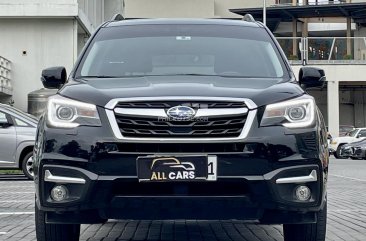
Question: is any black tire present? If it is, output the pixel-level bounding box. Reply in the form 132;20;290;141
283;201;327;241
334;145;347;159
35;203;80;241
21;152;34;180
350;157;360;160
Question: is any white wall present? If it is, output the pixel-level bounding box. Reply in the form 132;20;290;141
214;0;276;18
0;0;78;17
124;0;275;18
104;0;125;21
124;0;215;18
78;0;105;28
0;19;76;111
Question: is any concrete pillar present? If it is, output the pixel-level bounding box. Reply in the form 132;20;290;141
302;0;309;38
354;91;364;128
73;19;78;64
292;19;297;57
346;17;352;56
327;80;339;137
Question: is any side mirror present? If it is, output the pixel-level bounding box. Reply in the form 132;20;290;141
357;134;361;138
41;67;67;89
299;67;326;89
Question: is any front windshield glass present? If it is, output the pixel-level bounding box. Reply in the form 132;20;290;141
76;24;288;79
347;129;358;137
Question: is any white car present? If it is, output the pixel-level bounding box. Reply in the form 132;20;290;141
330;128;366;158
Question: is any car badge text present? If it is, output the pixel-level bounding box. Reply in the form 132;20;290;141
150;157;196;181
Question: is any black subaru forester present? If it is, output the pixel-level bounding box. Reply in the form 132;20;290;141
34;16;328;241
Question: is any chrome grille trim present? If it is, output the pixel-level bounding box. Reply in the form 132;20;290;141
114;107;249;118
105;96;257;110
105;97;257;143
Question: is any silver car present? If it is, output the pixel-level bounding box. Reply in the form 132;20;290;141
0;104;37;179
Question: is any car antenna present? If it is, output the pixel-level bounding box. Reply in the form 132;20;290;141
242;14;255;22
111;13;125;21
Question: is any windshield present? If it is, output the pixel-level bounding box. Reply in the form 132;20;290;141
347;129;358;137
76;24;288;79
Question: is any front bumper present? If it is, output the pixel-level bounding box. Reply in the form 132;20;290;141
351;148;366;159
36;160;324;224
339;147;352;157
34;110;328;224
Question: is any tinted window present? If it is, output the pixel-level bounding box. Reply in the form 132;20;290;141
76;24;288;79
348;129;358;137
3;105;38;123
359;130;366;137
14;118;30;127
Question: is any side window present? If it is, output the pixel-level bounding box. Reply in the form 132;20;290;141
14;118;30;127
358;130;366;137
0;112;9;125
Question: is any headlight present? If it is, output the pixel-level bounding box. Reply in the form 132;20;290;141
330;140;337;145
47;95;101;128
261;97;315;128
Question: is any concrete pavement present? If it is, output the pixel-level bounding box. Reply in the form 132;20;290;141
0;157;365;241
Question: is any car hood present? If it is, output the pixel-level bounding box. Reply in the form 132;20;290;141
335;136;364;144
59;76;305;109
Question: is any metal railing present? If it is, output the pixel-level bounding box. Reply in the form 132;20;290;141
0;56;12;96
274;0;347;7
276;37;366;65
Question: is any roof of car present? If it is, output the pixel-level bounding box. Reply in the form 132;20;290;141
105;18;261;28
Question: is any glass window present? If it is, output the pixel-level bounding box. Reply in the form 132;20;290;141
0;112;8;124
77;24;289;82
348;129;359;137
358;130;366;137
14;118;29;127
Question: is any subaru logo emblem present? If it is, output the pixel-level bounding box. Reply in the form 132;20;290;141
167;106;196;120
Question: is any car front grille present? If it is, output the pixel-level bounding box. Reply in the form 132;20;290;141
112;179;250;196
112;100;248;138
115;114;247;138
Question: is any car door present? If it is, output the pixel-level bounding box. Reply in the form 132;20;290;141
0;110;17;167
357;129;366;140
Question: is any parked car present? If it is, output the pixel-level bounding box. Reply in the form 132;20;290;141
327;132;334;153
339;125;355;137
339;139;366;159
330;127;366;158
34;17;328;241
0;104;37;179
351;145;366;160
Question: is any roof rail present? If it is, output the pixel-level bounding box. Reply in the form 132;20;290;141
242;14;255;22
111;13;125;21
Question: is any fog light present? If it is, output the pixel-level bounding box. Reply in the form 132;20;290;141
51;185;68;202
295;185;311;201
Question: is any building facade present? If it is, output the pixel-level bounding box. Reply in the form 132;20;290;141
0;0;125;111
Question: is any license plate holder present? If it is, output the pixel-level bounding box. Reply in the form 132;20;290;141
137;155;217;182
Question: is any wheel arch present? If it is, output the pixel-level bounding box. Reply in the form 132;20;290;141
17;143;35;169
